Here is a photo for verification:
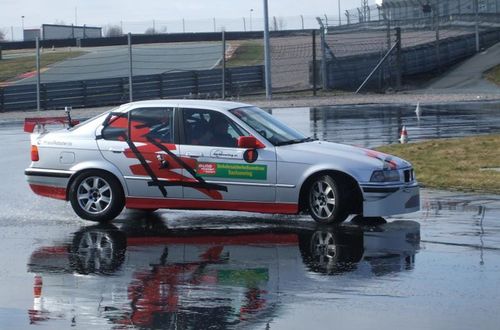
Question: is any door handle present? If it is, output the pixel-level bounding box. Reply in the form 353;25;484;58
185;152;202;158
109;147;125;153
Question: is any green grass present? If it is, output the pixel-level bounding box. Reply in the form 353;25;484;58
376;134;500;193
0;51;85;82
484;64;500;86
226;41;264;67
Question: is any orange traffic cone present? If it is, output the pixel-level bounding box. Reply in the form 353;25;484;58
399;126;408;144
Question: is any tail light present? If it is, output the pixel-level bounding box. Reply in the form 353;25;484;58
31;145;39;161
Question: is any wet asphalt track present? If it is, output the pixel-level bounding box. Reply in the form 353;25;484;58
1;104;500;329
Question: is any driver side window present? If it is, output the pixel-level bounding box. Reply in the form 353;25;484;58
181;108;246;148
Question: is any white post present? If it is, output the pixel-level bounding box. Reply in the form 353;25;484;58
263;0;272;99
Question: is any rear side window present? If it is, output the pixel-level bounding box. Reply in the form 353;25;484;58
130;108;175;143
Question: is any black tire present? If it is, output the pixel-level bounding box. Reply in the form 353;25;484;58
307;175;349;224
69;170;125;222
69;225;127;275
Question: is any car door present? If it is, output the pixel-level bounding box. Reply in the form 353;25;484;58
178;108;276;202
97;107;183;199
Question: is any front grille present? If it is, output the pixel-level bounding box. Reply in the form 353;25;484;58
404;169;414;182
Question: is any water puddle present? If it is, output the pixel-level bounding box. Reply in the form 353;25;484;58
272;101;500;147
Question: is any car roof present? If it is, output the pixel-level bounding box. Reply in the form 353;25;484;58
117;99;252;113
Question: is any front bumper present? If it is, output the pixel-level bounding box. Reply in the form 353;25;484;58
361;183;420;217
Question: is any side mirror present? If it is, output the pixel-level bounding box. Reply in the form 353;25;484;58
237;136;265;149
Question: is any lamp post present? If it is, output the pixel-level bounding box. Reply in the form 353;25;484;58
21;15;25;41
250;9;254;31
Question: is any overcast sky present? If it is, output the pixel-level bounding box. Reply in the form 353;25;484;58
1;0;379;31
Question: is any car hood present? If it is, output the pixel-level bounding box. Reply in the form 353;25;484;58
277;141;411;170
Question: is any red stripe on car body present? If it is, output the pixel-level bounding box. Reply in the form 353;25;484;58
126;197;298;214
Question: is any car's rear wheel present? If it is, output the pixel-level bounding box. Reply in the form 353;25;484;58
69;170;124;222
308;175;348;224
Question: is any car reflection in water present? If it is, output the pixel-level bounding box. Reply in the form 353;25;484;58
27;215;420;329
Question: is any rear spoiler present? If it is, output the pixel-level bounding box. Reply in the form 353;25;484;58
24;117;80;133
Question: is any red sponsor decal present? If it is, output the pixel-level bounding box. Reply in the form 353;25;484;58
197;163;217;175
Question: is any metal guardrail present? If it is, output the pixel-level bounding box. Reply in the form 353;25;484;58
0;65;264;112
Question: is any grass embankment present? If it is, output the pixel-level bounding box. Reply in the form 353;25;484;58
226;41;264;67
484;64;500;86
0;51;85;82
376;135;500;193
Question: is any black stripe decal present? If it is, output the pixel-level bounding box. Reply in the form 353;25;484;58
25;170;71;178
146;137;228;192
147;180;228;191
126;139;168;197
363;187;399;193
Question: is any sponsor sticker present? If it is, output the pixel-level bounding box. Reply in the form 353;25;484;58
197;163;217;175
197;162;267;180
210;149;243;159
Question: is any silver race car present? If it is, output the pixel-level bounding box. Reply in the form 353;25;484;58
25;100;419;223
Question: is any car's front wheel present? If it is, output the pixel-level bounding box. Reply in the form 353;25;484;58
308;175;348;224
69;170;125;222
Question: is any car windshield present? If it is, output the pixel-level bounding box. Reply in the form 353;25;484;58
230;106;312;146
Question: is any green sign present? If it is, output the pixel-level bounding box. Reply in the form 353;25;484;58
197;162;267;180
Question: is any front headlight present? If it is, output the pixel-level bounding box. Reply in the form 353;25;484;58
370;170;400;182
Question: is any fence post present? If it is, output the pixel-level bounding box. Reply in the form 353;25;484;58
435;3;441;71
193;72;199;96
263;0;273;100
222;30;226;100
82;81;87;107
312;29;317;96
128;33;133;102
474;0;480;52
0;87;4;112
159;74;164;99
320;27;328;90
386;15;391;51
36;37;41;111
395;27;402;90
